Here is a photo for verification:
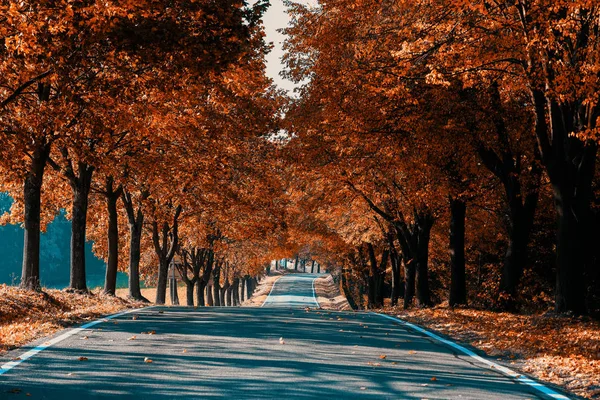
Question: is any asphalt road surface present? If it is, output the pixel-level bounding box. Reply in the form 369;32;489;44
0;274;568;399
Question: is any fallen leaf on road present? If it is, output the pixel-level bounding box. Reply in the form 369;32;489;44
132;315;138;320
408;350;417;355
81;336;88;340
144;357;153;363
279;337;285;345
360;387;366;390
67;373;74;376
430;377;437;382
379;355;387;359
392;362;398;365
7;388;22;394
11;357;21;361
128;335;136;341
142;331;156;335
182;349;187;353
78;356;88;361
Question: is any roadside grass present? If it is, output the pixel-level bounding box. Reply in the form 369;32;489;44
381;305;600;399
0;284;145;353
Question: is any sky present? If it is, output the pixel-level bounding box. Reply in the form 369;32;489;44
262;0;316;94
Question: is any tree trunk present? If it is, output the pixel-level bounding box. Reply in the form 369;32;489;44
555;190;588;314
294;255;299;270
531;91;596;314
69;163;94;292
310;261;315;273
122;191;147;302
233;278;240;306
449;198;467;307
213;267;221;306
103;178;122;296
156;258;169;305
196;280;206;307
240;277;246;302
341;268;358;310
185;281;195;306
169;271;179;306
498;191;538;308
317;263;320;273
246;277;254;299
206;282;214;306
20;143;51;291
415;212;434;307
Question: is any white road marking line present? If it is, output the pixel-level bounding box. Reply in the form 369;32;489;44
0;306;155;377
373;312;571;400
260;276;281;307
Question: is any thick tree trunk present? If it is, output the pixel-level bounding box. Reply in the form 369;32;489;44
240;277;246;302
185;281;195;306
554;190;588;314
233;278;240;306
122;192;147;302
415;212;434;307
498;191;538;308
69;164;94;292
366;243;388;309
213;268;221;306
294;255;299;271
531;92;596;314
449;198;467;307
404;261;416;309
169;272;179;305
341;267;358;310
21;144;50;291
196;280;206;307
156;258;169;305
103;179;122;296
246;277;254;299
128;217;144;300
310;261;315;273
206;282;214;306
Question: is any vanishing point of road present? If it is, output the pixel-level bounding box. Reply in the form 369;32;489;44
0;274;569;399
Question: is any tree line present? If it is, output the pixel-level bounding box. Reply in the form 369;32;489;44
0;0;284;304
282;0;600;315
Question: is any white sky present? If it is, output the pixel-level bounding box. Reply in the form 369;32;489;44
262;0;316;94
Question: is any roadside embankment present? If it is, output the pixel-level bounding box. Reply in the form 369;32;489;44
0;284;145;353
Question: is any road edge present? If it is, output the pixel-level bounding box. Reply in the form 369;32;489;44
0;305;155;377
372;312;572;400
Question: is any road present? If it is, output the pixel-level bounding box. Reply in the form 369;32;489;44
0;274;566;399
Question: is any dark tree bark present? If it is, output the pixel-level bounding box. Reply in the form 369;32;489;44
152;205;182;305
366;243;388;309
387;231;403;306
475;84;541;309
294;255;299;271
246;276;254;299
232;277;240;306
449;197;467;307
68;161;95;291
169;271;179;305
177;251;197;306
20;142;51;291
310;260;315;273
206;283;214;306
196;280;206;307
213;263;221;306
122;189;149;302
531;90;596;314
103;177;123;296
414;211;434;307
340;266;358;310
